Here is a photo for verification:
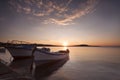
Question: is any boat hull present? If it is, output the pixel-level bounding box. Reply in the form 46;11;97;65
6;47;33;59
34;50;69;66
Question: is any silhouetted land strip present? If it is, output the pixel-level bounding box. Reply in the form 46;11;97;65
68;44;101;47
0;42;120;47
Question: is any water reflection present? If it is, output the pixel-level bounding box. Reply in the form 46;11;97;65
9;58;33;78
0;47;6;53
63;46;68;50
9;57;69;80
34;58;69;80
1;47;120;80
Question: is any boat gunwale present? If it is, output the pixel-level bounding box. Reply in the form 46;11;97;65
35;50;69;56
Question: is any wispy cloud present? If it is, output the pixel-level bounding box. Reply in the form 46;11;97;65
9;0;98;25
50;0;98;25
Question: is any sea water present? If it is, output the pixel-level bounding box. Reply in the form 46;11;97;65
0;47;120;80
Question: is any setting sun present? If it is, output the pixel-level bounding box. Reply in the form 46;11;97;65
63;42;68;47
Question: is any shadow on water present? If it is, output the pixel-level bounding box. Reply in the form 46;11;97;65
0;47;6;53
9;58;33;79
34;58;69;80
9;57;69;80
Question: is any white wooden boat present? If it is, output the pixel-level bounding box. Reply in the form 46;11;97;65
33;48;69;66
5;40;35;59
6;45;35;59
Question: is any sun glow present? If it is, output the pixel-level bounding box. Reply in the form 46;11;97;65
62;41;68;47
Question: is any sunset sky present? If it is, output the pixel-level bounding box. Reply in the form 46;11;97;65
0;0;120;46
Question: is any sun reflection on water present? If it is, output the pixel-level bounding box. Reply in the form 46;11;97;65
63;46;68;50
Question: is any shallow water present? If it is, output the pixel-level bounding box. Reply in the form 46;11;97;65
0;47;120;80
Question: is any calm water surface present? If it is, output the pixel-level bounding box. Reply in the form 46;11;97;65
0;47;120;80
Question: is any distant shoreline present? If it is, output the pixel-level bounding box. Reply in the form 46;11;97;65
0;42;120;48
